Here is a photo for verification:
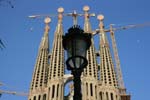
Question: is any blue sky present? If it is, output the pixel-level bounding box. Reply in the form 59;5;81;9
0;0;150;100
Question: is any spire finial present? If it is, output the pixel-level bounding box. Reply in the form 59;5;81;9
44;17;51;33
97;14;105;30
83;6;90;12
83;5;95;33
57;7;64;22
97;14;108;45
83;5;95;20
44;17;51;24
83;6;90;19
58;7;64;13
97;14;104;21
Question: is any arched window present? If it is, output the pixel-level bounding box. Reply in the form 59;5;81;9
47;87;50;99
38;95;41;100
33;96;36;100
95;85;97;99
90;83;93;96
111;93;114;100
99;92;102;100
52;85;55;98
57;84;59;97
106;92;109;100
86;83;88;95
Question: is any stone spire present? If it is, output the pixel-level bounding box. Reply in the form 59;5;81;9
47;7;65;100
82;6;98;100
97;15;120;100
98;14;118;87
28;17;50;100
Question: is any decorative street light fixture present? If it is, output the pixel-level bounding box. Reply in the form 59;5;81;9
63;25;91;100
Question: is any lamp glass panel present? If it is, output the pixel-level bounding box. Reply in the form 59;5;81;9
66;38;87;69
74;38;87;57
68;57;85;69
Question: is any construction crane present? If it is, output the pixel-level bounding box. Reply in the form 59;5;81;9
109;22;150;94
28;6;95;26
93;22;150;94
28;7;65;20
109;24;126;94
0;90;28;97
0;74;73;98
0;82;28;97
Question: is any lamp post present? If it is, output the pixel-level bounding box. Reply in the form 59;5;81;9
63;25;91;100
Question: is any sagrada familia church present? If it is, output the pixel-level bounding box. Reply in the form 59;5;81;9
27;6;131;100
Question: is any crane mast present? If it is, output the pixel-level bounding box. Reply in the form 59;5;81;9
110;24;126;94
109;22;150;94
92;22;150;95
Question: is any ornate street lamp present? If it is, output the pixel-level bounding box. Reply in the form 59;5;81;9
63;25;91;100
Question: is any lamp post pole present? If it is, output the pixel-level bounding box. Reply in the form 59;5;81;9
72;69;82;100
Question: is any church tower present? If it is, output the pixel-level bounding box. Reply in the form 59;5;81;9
82;6;98;100
28;17;50;100
96;15;130;100
97;15;120;100
47;7;65;100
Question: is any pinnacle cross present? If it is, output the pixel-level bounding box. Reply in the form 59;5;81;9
66;10;82;25
66;6;95;26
